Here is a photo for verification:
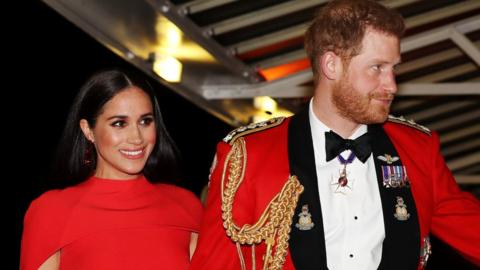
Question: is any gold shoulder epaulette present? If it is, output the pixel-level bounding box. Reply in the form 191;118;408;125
223;117;286;145
388;115;431;136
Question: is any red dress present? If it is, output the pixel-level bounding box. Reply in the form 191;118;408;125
21;176;202;270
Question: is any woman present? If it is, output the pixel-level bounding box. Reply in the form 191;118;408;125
20;69;202;270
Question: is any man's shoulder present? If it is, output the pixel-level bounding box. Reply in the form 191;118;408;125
384;115;431;136
222;117;288;145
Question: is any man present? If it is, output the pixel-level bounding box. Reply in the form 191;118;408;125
190;1;480;269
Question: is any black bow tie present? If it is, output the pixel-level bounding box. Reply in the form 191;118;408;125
325;131;371;163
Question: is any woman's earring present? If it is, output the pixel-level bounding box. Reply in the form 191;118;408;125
84;142;94;166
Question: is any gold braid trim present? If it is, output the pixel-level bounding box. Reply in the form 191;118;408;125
221;137;304;270
387;115;431;135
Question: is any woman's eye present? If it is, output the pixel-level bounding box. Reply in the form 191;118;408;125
111;121;126;127
140;117;154;126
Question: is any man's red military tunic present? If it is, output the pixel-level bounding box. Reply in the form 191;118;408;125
190;110;480;270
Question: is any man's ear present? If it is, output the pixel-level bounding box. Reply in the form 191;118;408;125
320;51;342;80
79;119;95;143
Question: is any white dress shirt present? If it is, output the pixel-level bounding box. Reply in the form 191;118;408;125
309;99;385;270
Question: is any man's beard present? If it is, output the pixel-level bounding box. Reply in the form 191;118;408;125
331;78;393;124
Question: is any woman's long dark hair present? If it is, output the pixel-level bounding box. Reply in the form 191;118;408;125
51;69;179;187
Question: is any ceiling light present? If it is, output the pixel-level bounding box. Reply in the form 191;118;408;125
153;54;182;82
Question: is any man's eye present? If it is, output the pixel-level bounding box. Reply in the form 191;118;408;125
393;65;400;73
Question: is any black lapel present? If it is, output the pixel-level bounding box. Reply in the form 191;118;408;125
288;108;328;270
369;124;420;270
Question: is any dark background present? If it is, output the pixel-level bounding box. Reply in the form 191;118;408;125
9;1;476;269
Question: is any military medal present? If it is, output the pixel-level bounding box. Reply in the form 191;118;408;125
378;153;410;188
295;204;315;230
382;165;409;188
331;152;355;194
394;196;410;221
377;154;399;164
338;168;348;187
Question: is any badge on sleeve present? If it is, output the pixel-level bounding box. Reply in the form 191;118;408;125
295;204;314;231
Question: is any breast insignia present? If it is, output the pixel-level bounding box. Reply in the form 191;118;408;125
387;115;431;136
295;204;315;231
394;196;410;221
223;117;286;145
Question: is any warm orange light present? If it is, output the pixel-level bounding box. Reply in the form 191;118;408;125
238;37;303;61
259;58;310;81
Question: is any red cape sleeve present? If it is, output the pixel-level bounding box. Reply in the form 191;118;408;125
20;190;67;270
182;189;203;232
163;184;204;232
